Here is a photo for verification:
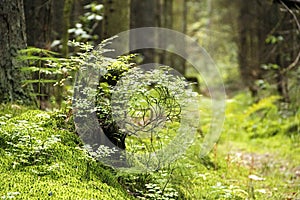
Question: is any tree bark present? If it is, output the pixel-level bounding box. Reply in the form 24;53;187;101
103;0;130;53
237;0;264;96
24;0;52;48
171;0;186;74
155;0;186;75
130;0;156;63
62;0;74;57
161;0;173;68
0;0;31;103
51;0;64;41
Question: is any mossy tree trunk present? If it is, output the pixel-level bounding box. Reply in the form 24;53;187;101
0;0;32;104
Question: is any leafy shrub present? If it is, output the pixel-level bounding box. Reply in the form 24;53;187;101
69;40;198;169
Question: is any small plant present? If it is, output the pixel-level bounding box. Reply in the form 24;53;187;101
241;96;282;138
6;134;61;167
17;47;64;108
209;182;248;199
142;183;179;200
109;66;198;168
0;112;61;167
118;169;180;200
17;41;103;109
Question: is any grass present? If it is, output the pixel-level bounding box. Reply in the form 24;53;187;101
169;92;300;199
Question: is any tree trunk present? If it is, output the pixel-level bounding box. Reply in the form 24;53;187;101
130;0;156;63
103;0;130;53
0;0;31;104
161;0;173;68
171;0;186;75
237;0;264;97
24;0;52;48
62;0;74;57
51;0;65;41
155;0;186;75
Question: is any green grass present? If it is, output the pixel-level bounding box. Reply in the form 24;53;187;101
168;92;300;199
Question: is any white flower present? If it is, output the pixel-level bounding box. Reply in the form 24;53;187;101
248;174;265;181
257;189;267;194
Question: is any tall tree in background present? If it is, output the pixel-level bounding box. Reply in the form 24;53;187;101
170;0;187;74
157;0;173;68
103;0;130;52
51;1;64;42
24;0;52;48
130;0;187;74
130;0;157;63
0;0;31;103
237;0;266;97
62;0;74;57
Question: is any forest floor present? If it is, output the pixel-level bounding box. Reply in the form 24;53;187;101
214;93;300;199
218;139;300;199
0;92;299;199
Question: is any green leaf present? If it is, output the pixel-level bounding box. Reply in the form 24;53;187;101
17;55;60;62
18;47;59;56
23;79;57;84
20;67;40;72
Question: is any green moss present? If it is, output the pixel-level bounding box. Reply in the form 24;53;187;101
0;172;130;199
0;107;134;199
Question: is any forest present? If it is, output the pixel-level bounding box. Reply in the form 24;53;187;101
0;0;299;199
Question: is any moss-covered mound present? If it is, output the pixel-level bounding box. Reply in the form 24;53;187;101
0;107;133;199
